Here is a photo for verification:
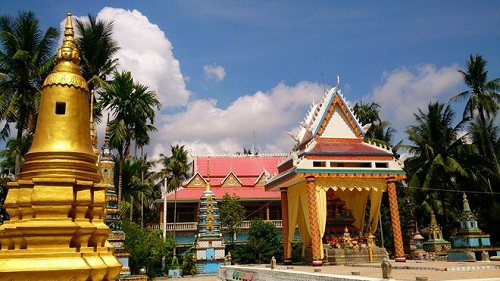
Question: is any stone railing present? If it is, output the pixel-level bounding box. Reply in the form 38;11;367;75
147;220;283;231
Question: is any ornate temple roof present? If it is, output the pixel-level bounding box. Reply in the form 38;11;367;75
266;80;405;191
161;155;286;202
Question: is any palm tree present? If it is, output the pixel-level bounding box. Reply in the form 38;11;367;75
0;134;33;175
97;70;162;210
449;54;500;182
114;155;156;223
404;102;469;226
75;14;119;93
0;11;59;174
160;145;192;241
353;101;397;147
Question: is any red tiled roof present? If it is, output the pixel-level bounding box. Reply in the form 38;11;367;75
196;155;285;177
166;187;280;202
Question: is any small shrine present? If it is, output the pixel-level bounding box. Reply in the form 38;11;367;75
448;194;500;261
266;78;404;265
194;163;226;274
422;212;451;256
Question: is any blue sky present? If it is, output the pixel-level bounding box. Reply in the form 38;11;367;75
3;1;500;159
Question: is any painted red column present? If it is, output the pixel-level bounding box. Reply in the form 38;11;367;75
387;177;405;261
306;176;322;266
280;187;292;264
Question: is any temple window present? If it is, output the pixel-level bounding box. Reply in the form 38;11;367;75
375;162;388;168
313;161;326;167
55;102;66;115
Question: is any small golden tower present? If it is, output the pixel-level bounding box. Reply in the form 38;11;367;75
0;13;121;280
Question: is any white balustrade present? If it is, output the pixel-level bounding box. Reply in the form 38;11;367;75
148;220;283;231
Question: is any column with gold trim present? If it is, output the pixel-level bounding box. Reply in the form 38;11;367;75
280;187;292;264
306;176;322;266
387;177;405;261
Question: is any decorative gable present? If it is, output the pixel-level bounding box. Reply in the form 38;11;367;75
289;77;366;147
254;170;271;187
221;172;242;187
186;173;207;188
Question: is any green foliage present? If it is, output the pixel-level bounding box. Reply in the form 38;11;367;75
219;193;246;244
291;240;303;262
181;253;198;276
122;221;176;278
233;219;283;264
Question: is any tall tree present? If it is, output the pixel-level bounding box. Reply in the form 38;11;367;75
404;102;469;227
450;54;500;183
97;70;162;210
0;11;59;174
74;14;119;123
219;193;246;244
114;155;156;223
353;101;397;147
160;145;192;242
74;14;119;92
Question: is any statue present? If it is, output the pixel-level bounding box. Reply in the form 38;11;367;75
381;258;392;279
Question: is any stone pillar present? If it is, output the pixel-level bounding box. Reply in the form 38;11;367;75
306;176;322;266
280;187;292;264
266;204;270;221
387;178;405;261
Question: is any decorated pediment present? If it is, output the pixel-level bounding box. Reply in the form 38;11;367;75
221;172;242;187
254;170;271;187
186;173;207;188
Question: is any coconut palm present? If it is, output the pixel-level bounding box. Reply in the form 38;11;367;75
404;102;469;226
75;14;119;92
449;54;500;182
74;14;119;123
0;11;59;174
97;70;162;210
353;101;397;148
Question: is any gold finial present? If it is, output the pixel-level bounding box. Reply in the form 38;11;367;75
43;13;87;89
463;193;468;202
206;159;211;191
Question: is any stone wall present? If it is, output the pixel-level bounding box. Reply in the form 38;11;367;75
218;265;380;281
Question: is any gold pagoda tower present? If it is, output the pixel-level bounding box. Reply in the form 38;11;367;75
0;13;121;280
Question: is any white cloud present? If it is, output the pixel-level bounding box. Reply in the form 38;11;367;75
369;64;463;141
203;64;226;81
94;7;190;107
149;81;325;157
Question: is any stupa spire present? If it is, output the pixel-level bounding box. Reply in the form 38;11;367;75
0;13;121;280
206;159;211;191
19;13;99;182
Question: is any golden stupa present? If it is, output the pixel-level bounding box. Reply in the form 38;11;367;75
0;13;122;280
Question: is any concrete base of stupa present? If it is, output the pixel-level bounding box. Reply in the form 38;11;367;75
0;247;121;280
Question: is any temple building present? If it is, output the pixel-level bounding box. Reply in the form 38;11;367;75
0;14;121;279
265;79;406;265
153;154;287;246
194;163;226;274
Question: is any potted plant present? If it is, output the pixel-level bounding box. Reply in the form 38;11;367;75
168;256;182;278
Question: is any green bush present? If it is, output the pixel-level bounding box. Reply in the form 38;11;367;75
181;253;198;276
122;221;176;278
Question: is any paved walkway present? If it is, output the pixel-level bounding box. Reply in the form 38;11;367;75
175;260;500;281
